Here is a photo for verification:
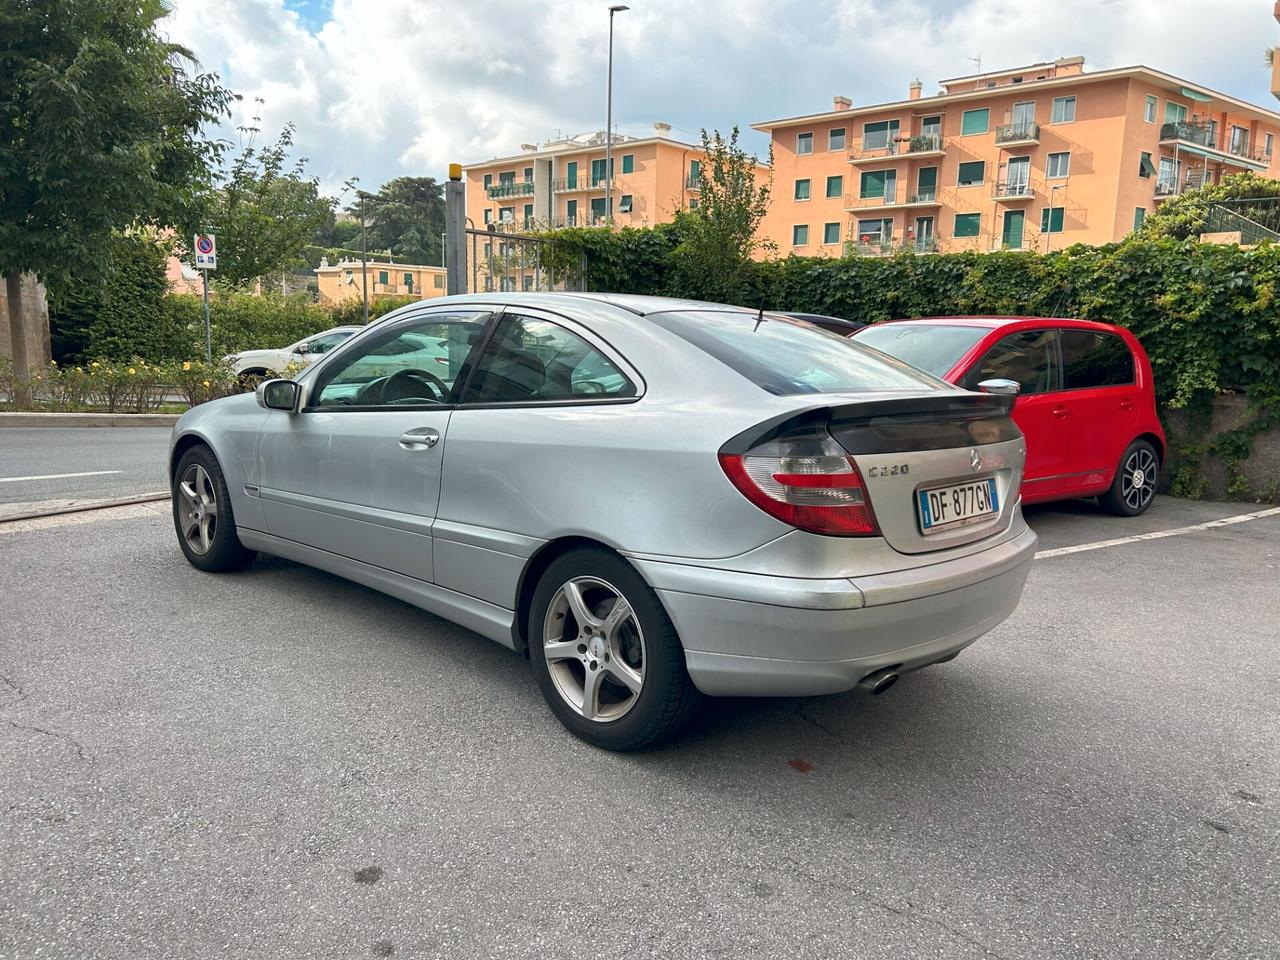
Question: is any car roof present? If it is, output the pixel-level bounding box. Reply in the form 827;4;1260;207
874;315;1124;333
421;291;755;318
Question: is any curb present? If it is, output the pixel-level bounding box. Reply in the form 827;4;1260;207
0;491;171;524
0;412;181;428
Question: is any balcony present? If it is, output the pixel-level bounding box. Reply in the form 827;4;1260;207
685;174;701;190
1160;121;1271;169
992;179;1036;201
553;176;618;193
995;122;1041;147
847;134;945;164
486;181;535;200
843;187;942;212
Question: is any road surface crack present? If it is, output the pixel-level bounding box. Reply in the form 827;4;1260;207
6;720;91;764
0;673;29;707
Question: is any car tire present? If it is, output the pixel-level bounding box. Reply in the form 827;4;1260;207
172;444;257;572
528;548;701;750
1099;438;1159;517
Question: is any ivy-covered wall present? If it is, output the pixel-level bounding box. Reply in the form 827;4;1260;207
545;229;1280;500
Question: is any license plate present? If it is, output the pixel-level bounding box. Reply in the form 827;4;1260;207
917;478;999;533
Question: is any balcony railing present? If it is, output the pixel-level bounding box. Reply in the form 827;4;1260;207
1160;121;1216;149
992;179;1035;199
486;181;535;199
995;122;1041;146
685;174;702;189
1154;176;1181;197
844;187;940;209
553;176;617;192
848;134;944;162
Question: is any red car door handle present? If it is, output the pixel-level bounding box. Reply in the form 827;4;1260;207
1051;405;1069;418
1119;399;1134;410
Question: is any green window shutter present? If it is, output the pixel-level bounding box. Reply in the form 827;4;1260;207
795;179;811;200
961;108;989;136
1133;207;1146;230
619;194;633;212
404;273;412;286
1139;152;1155;178
566;161;577;188
957;161;985;186
954;213;981;238
1039;207;1064;233
524;204;533;220
690;159;701;178
860;170;886;198
621;154;634;174
823;222;841;244
826;175;843;198
378;270;388;284
917;166;938;191
792;224;809;245
591;159;606;184
484;174;492;188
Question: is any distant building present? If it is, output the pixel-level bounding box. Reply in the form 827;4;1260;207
314;259;447;304
753;57;1280;256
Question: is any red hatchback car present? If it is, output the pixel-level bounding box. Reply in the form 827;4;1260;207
853;317;1166;516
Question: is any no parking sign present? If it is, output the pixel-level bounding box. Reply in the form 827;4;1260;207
194;234;217;270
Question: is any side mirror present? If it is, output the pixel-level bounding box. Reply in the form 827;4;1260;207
256;378;301;412
295;342;311;355
977;378;1021;397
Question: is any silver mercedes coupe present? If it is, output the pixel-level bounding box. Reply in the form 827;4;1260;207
169;294;1037;749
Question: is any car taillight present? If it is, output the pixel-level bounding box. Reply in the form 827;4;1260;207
718;429;879;537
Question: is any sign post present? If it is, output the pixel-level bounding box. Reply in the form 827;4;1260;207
194;234;217;361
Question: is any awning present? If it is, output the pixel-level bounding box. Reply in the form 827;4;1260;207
1180;86;1213;102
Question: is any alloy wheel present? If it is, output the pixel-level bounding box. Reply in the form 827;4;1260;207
177;464;218;555
1121;447;1157;512
542;576;646;723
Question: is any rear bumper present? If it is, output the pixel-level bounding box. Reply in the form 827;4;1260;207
633;524;1037;697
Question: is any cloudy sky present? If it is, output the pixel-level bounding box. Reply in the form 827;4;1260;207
164;0;1277;196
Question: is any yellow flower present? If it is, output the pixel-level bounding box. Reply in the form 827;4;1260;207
50;359;58;366
128;368;136;375
202;380;211;387
182;361;191;371
91;361;100;368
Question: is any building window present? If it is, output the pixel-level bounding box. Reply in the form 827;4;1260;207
856;218;892;244
689;159;701;180
953;212;981;238
1144;95;1157;123
794;178;811;200
1229;126;1249;155
619;194;633;213
566;199;577;225
1133;208;1146;231
957;161;985;186
483;173;492;189
792;224;809;246
960;108;989;136
797;132;814;155
499;206;514;222
1164;101;1187;125
499;171;515;185
1138;152;1155;178
378;270;389;285
860;170;890;199
823;222;841;245
1047;152;1070;178
621;154;634;174
689;198;699;210
403;272;413;287
523;166;533;181
1266;133;1275;157
825;175;843;198
828;128;846;151
1051;96;1076;124
1040;207;1065;233
483;209;492;225
523;203;534;223
433;274;444;289
862;119;900;150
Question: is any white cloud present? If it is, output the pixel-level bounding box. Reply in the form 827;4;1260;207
164;0;1278;194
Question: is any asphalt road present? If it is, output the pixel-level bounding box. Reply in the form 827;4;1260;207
0;428;171;514
1;498;1277;959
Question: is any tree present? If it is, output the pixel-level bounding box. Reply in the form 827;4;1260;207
184;119;336;286
1139;171;1280;240
668;127;773;304
348;177;446;266
0;0;233;404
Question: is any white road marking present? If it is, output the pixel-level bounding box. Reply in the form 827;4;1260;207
1035;506;1280;559
0;470;123;484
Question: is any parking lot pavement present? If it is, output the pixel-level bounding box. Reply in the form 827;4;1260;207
1;498;1277;960
0;428;171;516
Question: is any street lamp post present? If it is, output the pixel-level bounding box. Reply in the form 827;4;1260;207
359;191;369;324
605;5;629;227
1046;183;1063;253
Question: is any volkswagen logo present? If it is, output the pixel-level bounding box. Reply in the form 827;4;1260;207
969;449;982;473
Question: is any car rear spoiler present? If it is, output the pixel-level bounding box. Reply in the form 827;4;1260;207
720;393;1020;456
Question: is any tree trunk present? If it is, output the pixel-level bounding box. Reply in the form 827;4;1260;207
5;272;31;408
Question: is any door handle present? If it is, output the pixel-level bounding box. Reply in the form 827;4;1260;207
399;427;440;449
1051;405;1069;418
1119;399;1134;410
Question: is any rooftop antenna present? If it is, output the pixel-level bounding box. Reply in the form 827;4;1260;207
968;54;982;76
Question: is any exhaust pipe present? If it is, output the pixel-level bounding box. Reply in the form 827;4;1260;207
856;666;900;696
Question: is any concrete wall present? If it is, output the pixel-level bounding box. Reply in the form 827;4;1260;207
1164;394;1280;502
0;274;52;368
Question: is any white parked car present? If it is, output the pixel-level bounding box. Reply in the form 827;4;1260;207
224;326;361;379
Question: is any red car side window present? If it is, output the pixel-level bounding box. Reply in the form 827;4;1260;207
962;330;1060;395
1059;330;1135;389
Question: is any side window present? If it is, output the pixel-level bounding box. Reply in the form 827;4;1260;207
963;330;1060;395
304;331;350;355
1059;330;1134;389
310;312;491;408
463;314;636;404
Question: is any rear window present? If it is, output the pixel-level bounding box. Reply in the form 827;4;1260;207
649;311;947;396
1060;330;1134;389
853;323;989;378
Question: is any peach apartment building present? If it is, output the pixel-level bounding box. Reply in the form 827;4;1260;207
464;123;719;233
314;259;446;304
753;57;1280;257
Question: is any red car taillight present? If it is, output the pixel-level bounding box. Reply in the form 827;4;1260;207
718;430;879;537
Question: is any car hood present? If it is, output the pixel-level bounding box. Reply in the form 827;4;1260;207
231;348;289;362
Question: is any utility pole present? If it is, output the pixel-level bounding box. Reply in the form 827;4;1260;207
605;5;629;227
444;164;467;296
359;192;369;324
